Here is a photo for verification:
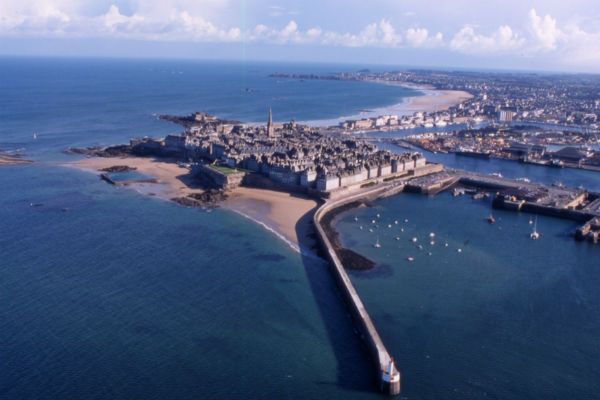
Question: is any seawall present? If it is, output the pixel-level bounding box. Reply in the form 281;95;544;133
313;184;403;395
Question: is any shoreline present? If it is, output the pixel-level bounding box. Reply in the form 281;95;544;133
222;186;320;254
65;156;322;251
0;154;33;165
65;156;205;200
53;81;473;254
299;84;472;128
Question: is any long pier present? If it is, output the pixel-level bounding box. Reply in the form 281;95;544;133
313;183;403;395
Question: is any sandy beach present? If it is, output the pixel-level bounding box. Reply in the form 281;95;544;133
224;187;319;252
402;89;473;114
68;156;319;251
302;86;473;127
69;156;204;200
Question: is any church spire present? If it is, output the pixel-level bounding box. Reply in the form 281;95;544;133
267;107;274;137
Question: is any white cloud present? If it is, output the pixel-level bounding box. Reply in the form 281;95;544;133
405;27;442;48
524;8;600;66
528;9;562;50
322;19;402;47
0;2;599;69
247;20;320;44
450;24;524;53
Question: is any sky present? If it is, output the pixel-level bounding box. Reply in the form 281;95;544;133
1;0;599;72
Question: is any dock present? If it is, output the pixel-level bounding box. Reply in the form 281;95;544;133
416;169;600;243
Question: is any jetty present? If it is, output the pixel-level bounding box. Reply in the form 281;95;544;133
313;183;404;395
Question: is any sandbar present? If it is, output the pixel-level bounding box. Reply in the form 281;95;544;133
0;154;33;165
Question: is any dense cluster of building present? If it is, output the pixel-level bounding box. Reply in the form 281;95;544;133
404;126;600;170
132;111;427;192
272;70;600;130
338;111;452;132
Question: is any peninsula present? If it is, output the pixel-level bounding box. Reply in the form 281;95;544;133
61;68;600;395
69;109;439;252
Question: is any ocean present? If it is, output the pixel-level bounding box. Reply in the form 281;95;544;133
1;56;598;399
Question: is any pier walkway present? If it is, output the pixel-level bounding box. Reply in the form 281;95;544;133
313;183;403;395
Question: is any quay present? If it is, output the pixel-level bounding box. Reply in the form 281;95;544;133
418;170;600;243
313;183;404;396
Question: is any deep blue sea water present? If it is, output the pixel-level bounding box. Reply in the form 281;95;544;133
1;57;598;399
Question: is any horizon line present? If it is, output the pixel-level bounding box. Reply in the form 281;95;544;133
1;53;598;76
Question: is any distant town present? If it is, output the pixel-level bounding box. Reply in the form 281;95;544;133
271;69;600;132
404;125;600;171
269;69;600;172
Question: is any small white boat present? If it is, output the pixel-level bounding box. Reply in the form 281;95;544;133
395;237;400;241
359;226;363;230
412;237;418;242
374;236;381;248
354;217;359;222
372;220;376;224
388;224;392;228
376;213;381;218
33;132;37;139
457;248;462;253
369;228;373;232
429;232;435;238
430;240;435;246
404;219;408;223
531;216;540;240
407;257;414;262
394;220;398;225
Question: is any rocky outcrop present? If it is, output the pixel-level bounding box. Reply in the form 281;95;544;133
99;165;137;173
171;189;228;207
64;145;132;157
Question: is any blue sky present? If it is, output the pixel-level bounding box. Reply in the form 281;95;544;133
1;0;599;72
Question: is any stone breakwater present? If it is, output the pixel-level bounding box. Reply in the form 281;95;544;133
319;201;375;270
313;184;404;396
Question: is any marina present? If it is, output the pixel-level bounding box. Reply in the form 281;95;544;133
333;189;600;399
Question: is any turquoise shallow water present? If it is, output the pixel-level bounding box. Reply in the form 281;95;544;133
1;56;598;399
